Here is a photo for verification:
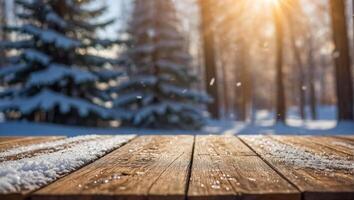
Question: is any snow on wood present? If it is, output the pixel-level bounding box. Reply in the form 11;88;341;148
0;135;135;193
245;136;354;171
0;135;102;159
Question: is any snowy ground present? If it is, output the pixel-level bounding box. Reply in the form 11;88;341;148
0;106;353;136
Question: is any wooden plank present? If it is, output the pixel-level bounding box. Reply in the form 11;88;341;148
294;136;354;157
32;135;194;200
334;135;354;142
0;135;133;200
0;136;104;162
240;135;354;200
0;136;65;152
194;135;255;156
188;135;300;200
0;137;25;143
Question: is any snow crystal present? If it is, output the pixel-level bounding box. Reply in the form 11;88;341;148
246;136;354;171
0;135;134;193
0;135;102;159
209;78;215;86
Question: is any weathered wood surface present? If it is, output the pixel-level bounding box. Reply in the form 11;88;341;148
0;135;353;200
33;135;194;200
0;136;65;152
0;136;106;162
188;135;300;200
0;135;131;200
240;135;354;200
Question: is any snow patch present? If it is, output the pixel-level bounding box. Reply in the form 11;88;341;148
0;135;134;193
0;135;102;159
246;136;354;171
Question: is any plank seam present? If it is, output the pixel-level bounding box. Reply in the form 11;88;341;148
237;136;303;200
147;151;185;194
184;135;195;200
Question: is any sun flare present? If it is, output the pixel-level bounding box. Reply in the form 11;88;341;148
263;0;280;5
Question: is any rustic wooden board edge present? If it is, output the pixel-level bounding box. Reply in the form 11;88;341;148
0;135;137;200
238;135;354;200
0;136;66;148
304;191;354;200
31;135;192;200
236;136;303;194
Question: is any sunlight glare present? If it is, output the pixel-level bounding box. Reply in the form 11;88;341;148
263;0;280;6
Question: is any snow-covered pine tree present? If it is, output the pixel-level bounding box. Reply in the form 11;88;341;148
112;0;211;130
0;0;128;125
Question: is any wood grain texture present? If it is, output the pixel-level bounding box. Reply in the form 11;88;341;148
335;135;354;142
32;135;194;200
0;137;25;143
0;137;67;200
0;136;107;162
193;135;255;156
291;136;354;157
0;136;65;152
240;135;354;200
188;135;299;200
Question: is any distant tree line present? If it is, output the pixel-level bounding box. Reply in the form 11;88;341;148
197;0;354;123
0;0;209;130
0;0;353;130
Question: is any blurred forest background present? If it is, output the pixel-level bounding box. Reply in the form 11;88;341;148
0;0;353;132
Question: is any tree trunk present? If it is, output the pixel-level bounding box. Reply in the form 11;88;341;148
289;23;306;120
273;6;286;122
220;57;229;119
307;37;317;120
329;0;354;120
199;0;220;119
234;39;251;121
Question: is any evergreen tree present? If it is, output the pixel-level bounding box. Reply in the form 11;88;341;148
112;0;210;130
0;0;128;125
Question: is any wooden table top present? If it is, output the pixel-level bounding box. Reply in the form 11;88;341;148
0;135;353;200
